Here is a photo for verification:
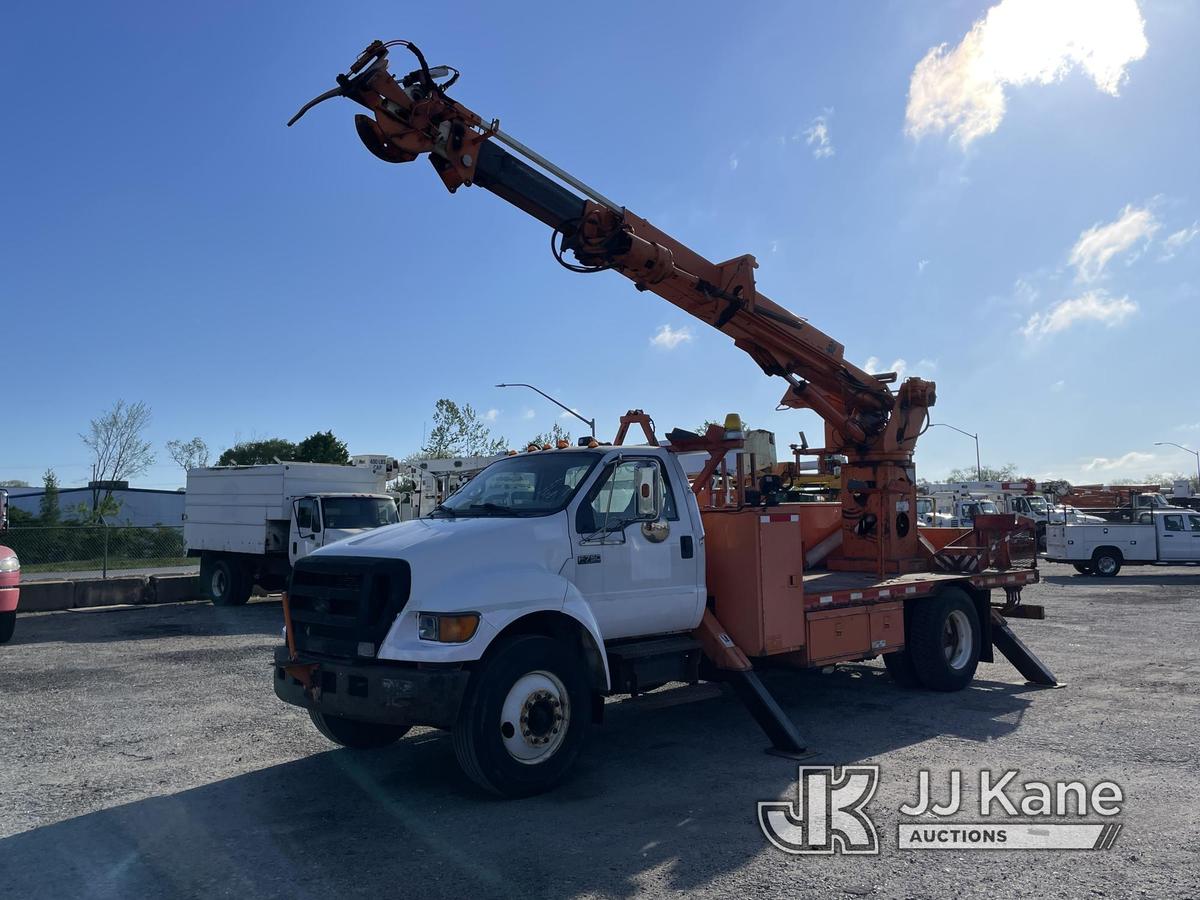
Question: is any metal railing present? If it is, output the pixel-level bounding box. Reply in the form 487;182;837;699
2;525;190;578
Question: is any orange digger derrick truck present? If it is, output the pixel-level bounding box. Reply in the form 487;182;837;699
276;40;1056;796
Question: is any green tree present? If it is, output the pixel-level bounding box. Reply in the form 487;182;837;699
295;430;350;464
422;399;507;458
945;463;1020;482
0;480;30;488
39;469;60;524
217;438;299;466
526;423;573;448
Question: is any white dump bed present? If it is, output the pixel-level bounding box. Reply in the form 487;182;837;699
184;463;385;555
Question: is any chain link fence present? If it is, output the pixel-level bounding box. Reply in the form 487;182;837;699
3;525;191;577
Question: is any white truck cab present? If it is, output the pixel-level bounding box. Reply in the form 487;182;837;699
1046;508;1200;575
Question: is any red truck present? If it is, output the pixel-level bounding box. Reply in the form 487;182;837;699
0;490;20;643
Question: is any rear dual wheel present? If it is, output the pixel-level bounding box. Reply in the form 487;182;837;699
884;589;980;692
200;555;252;606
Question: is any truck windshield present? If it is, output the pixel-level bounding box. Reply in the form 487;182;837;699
1026;497;1048;514
321;497;399;529
431;451;602;517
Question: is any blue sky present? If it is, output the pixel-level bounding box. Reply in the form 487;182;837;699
3;0;1198;490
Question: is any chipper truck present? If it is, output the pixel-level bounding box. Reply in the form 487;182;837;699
275;40;1057;797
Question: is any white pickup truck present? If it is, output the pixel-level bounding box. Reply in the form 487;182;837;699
1045;509;1200;575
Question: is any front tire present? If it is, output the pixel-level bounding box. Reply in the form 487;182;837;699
201;554;251;606
1073;563;1095;576
907;589;980;692
1092;550;1122;578
308;710;409;748
453;634;591;798
0;610;14;644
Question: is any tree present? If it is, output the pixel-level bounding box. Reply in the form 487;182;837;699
295;430;350;464
945;462;1020;483
39;469;60;524
81;400;155;515
0;480;29;488
422;399;507;458
166;436;210;472
526;423;573;448
217;438;299;466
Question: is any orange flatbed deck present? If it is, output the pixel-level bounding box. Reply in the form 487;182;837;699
802;567;1038;611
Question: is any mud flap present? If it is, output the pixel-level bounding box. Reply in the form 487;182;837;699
726;668;810;759
990;610;1058;686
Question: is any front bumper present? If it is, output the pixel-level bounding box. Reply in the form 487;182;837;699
0;584;19;613
273;646;470;730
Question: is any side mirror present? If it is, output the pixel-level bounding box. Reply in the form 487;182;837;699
634;463;662;521
311;501;322;533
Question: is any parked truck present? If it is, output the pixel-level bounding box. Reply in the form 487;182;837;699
1057;484;1179;522
184;462;399;605
277;40;1057;797
0;490;19;643
1046;509;1200;575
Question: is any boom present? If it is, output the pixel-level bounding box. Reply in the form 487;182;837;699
291;40;938;576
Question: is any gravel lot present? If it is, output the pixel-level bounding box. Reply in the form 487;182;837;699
1;562;1197;899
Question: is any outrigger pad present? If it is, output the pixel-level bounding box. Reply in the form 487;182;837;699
991;611;1059;687
725;668;812;758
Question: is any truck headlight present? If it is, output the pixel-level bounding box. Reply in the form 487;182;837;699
417;612;480;643
0;554;19;573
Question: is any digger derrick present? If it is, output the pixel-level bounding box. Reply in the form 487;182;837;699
289;40;937;577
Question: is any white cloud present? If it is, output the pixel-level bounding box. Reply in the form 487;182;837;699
484;408;499;423
1051;379;1066;392
863;356;909;381
770;240;780;254
728;153;739;171
917;259;929;274
521;408;536;420
1070;204;1159;280
1175;423;1200;432
917;358;938;372
905;0;1148;148
803;114;834;159
1021;290;1136;339
1081;450;1154;472
650;323;693;350
1160;222;1200;261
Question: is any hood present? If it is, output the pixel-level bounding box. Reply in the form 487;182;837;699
309;513;574;608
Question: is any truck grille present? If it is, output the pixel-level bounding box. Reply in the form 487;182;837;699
287;556;411;659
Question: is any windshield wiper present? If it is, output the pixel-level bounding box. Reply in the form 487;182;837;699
467;502;522;516
430;503;458;518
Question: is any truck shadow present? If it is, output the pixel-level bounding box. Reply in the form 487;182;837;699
9;597;284;646
0;664;1039;899
1042;573;1200;587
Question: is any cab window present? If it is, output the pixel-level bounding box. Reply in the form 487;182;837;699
1163;514;1185;532
576;457;677;534
1189;515;1200;533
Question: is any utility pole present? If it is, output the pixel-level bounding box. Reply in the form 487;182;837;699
496;383;596;438
928;422;982;480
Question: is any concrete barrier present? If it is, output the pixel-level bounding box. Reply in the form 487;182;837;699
146;575;202;605
18;580;77;613
17;574;205;613
73;577;147;609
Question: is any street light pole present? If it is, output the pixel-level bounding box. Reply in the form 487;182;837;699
928;422;982;481
1154;441;1200;492
496;383;596;438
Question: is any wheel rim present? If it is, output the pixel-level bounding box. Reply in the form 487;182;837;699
211;569;227;598
943;609;972;670
1097;556;1117;575
500;670;570;765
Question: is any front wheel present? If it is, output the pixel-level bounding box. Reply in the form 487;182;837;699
907;589;980;692
1073;563;1095;576
308;710;409;748
453;634;591;798
0;610;14;644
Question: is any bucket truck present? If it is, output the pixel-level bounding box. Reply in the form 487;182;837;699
274;40;1055;797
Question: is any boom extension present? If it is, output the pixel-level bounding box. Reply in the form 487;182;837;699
291;40;938;576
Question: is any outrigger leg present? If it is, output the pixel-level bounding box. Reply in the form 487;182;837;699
693;610;810;758
990;609;1058;687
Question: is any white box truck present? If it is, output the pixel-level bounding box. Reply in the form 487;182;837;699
185;462;399;605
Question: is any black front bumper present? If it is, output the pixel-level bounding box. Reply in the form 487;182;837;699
273;646;470;730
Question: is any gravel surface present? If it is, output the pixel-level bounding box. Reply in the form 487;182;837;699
1;562;1197;899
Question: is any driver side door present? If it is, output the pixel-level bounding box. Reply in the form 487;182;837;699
570;456;701;640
